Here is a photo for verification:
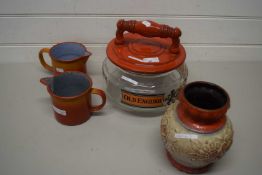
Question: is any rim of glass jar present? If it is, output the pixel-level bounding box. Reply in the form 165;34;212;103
104;58;188;78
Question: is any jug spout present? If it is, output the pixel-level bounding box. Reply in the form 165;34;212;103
85;50;92;57
40;77;53;86
81;51;92;63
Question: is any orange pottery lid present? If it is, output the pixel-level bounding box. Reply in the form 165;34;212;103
107;19;186;74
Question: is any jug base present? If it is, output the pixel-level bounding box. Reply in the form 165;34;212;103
166;150;212;174
55;116;91;126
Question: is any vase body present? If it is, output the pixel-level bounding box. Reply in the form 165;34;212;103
160;81;233;173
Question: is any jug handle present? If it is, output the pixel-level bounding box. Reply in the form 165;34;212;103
40;77;52;86
39;48;54;72
90;88;106;112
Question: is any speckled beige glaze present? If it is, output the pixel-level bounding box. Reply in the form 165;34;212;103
161;102;233;168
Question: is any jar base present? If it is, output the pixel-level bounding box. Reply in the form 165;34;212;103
166;150;212;174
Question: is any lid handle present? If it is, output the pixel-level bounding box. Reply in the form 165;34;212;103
115;19;181;54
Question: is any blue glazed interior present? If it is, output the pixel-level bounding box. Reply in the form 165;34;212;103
51;72;90;97
50;43;86;61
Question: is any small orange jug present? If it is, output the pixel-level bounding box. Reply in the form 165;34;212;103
40;72;106;125
39;42;91;74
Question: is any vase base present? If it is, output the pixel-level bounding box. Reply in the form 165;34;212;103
166;150;212;174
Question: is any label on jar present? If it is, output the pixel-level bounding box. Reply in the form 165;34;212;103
121;90;164;108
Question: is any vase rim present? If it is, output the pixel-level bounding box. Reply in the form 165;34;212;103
180;81;230;113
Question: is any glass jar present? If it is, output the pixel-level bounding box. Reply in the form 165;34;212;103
103;58;187;113
103;19;188;113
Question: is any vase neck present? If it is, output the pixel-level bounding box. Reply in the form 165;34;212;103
177;81;230;133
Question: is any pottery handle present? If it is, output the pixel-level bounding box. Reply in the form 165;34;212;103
115;19;181;53
90;88;106;112
39;48;54;72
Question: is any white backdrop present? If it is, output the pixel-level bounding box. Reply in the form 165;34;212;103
0;0;262;63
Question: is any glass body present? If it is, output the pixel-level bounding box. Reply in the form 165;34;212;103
102;58;188;113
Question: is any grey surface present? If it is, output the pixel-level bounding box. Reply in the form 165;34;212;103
0;62;261;175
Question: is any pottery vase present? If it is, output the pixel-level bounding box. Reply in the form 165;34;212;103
161;81;233;173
